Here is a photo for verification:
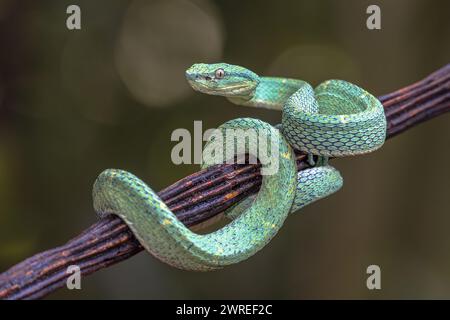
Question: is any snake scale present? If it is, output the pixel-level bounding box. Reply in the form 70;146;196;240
93;62;386;271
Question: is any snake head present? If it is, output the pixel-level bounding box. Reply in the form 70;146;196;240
186;63;260;98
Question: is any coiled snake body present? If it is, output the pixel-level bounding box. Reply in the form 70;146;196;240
93;63;386;271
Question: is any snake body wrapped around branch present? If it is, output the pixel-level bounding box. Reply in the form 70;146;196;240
93;63;386;271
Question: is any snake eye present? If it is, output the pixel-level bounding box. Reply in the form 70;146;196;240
215;68;225;79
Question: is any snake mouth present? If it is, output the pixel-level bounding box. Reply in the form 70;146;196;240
187;79;255;97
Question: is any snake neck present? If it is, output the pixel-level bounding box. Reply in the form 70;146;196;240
227;77;308;111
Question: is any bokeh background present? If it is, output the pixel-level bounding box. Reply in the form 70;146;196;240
0;0;449;299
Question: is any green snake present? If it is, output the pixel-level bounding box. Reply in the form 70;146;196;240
93;63;386;271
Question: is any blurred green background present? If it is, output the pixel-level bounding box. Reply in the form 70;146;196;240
0;0;449;299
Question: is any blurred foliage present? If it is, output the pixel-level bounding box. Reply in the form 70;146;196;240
0;0;449;299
